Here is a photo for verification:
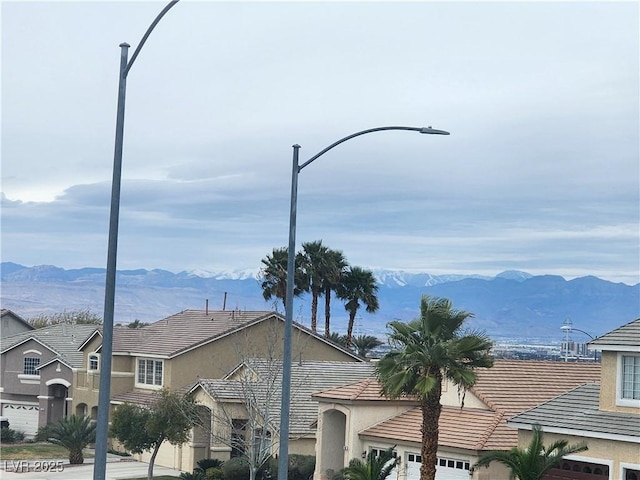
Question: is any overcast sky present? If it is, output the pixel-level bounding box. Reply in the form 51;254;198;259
2;1;638;285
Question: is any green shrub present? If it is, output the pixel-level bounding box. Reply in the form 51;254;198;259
180;472;207;480
205;466;224;480
222;457;250;480
34;424;53;442
197;458;224;471
288;454;315;480
1;427;16;443
1;427;25;443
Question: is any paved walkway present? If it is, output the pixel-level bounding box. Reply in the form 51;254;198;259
0;451;185;480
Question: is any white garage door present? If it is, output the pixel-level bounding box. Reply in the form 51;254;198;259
436;457;471;480
406;454;470;480
2;403;39;437
406;453;422;480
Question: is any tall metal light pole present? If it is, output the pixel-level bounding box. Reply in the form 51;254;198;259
277;126;449;480
94;2;180;479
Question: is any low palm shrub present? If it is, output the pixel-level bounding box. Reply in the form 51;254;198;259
46;415;96;464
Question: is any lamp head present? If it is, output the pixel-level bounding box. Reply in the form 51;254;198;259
420;126;450;135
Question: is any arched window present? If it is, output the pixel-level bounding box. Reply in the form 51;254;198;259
88;353;100;371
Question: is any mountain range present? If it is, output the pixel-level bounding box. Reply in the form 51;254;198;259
1;262;638;341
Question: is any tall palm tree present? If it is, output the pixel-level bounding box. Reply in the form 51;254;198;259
351;334;383;358
474;424;588;480
298;240;330;332
342;446;397;480
259;247;289;310
321;248;348;338
338;266;379;348
376;295;493;480
46;414;96;464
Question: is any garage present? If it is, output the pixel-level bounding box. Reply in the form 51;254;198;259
406;453;471;480
2;403;39;437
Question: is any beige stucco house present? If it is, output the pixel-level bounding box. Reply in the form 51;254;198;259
508;318;640;480
74;310;361;419
312;359;602;480
76;309;363;471
188;359;375;464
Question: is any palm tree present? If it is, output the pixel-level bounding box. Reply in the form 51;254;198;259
351;334;383;358
298;240;330;332
46;414;96;464
338;266;379;348
259;247;289;309
321;248;348;338
474;424;588;480
329;331;348;347
342;446;397;480
376;295;493;480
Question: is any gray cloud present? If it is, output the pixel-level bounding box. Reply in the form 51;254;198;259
1;1;638;285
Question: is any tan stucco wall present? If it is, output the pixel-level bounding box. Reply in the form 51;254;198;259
315;400;416;479
167;317;359;391
599;351;640;414
518;429;639;479
440;378;489;410
600;351;618;411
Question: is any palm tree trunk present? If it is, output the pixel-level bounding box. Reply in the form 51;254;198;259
420;384;442;480
324;288;331;337
345;311;356;348
311;290;319;332
69;449;84;464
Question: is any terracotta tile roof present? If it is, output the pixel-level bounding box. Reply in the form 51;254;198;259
589;318;640;349
361;406;504;450
312;377;399;402
470;359;601;418
316;359;601;451
111;389;161;406
112;310;276;357
111;309;360;360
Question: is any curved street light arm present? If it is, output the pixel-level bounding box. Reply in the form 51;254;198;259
124;0;181;77
570;327;595;340
299;126;449;171
95;2;180;479
278;124;449;480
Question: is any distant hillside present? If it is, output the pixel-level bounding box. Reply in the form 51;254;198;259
1;262;638;340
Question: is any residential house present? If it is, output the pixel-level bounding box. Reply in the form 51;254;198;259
0;323;97;437
508;318;640;480
1;309;34;338
312;359;601;480
189;358;376;465
76;309;363;470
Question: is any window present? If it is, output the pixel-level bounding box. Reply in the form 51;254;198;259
23;357;40;375
437;457;470;471
137;359;163;387
88;354;100;371
621;355;640;400
231;419;247;458
370;447;397;460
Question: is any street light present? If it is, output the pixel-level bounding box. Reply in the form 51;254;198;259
94;2;180;480
560;318;596;362
277;125;449;480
